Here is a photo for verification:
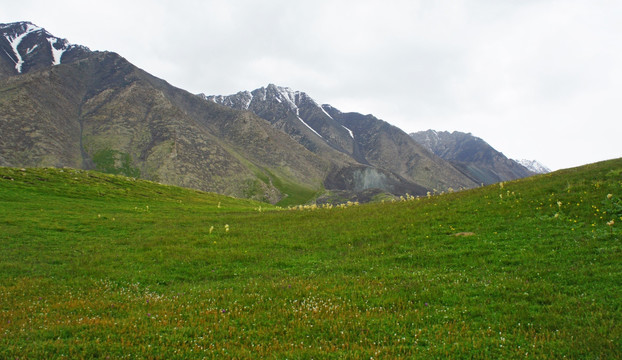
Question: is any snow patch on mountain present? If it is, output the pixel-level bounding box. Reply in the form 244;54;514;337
26;44;38;54
298;115;323;139
3;22;41;73
257;87;267;101
321;106;334;120
47;38;66;65
516;159;551;174
272;85;301;112
342;125;354;139
240;91;253;110
206;84;349;142
1;21;90;72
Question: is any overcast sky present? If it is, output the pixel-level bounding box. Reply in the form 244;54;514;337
5;0;621;170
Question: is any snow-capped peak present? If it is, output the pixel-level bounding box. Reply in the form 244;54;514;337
268;84;302;112
205;84;335;142
202;90;254;110
516;159;551;174
1;21;89;73
2;22;42;73
266;84;325;111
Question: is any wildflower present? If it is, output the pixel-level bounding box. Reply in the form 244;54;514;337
607;219;615;226
607;194;613;199
209;226;214;234
554;213;559;218
225;224;229;233
557;201;562;208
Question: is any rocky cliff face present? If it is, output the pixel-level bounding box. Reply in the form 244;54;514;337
410;130;535;185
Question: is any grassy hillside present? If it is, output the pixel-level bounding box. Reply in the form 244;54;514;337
0;160;620;358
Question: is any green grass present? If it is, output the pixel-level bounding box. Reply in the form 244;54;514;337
92;149;141;178
0;159;621;359
255;167;320;207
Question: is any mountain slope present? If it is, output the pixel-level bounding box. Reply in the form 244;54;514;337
0;22;329;204
1;21;479;205
205;85;478;194
410;130;535;185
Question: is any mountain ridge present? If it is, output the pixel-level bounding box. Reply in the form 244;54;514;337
410;130;538;185
205;84;478;196
1;23;331;204
1;21;540;204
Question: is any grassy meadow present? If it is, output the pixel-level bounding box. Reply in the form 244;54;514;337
0;159;621;358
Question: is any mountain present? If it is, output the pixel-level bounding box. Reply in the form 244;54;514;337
0;22;332;204
1;21;477;205
0;22;90;78
410;130;535;185
204;85;478;196
515;159;551;174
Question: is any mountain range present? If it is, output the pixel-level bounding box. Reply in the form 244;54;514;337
203;85;480;199
1;21;545;204
409;130;548;185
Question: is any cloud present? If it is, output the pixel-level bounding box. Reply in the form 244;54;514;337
3;0;621;169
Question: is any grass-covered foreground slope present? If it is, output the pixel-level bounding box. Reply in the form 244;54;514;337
0;160;621;359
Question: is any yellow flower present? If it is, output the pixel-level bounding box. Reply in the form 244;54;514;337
607;194;613;199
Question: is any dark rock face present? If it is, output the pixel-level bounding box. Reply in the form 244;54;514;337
410;130;535;185
323;165;427;195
